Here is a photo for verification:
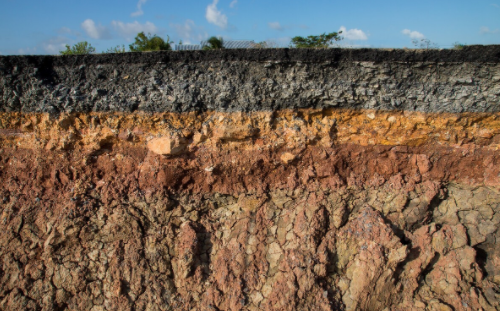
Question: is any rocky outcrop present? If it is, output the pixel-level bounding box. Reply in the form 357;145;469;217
1;46;500;114
0;47;499;310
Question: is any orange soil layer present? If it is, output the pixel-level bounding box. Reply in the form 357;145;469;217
0;109;499;152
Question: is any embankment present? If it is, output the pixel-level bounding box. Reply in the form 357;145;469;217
1;46;500;310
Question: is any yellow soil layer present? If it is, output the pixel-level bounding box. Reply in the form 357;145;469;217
0;109;499;151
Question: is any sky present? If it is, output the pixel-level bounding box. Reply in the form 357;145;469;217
0;0;499;55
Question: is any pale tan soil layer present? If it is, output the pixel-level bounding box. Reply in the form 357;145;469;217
1;110;500;310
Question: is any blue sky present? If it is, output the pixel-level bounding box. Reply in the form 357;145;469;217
1;0;499;54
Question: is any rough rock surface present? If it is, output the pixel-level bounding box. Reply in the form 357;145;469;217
1;46;500;113
1;176;499;310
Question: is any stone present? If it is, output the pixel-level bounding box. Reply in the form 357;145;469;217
147;135;187;155
281;152;296;164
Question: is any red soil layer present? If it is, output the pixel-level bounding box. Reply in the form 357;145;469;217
1;143;500;310
0;143;497;203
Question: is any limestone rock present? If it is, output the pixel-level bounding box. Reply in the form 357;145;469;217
147;135;187;155
281;152;296;164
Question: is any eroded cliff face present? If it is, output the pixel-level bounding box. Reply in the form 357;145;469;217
1;48;500;310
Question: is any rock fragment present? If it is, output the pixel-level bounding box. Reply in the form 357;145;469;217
147;135;187;155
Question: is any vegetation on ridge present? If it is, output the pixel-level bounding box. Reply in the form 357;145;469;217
60;41;96;55
129;32;172;52
202;36;225;50
290;31;343;48
59;30;462;55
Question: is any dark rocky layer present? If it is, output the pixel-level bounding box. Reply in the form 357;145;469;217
1;46;500;113
2;45;500;66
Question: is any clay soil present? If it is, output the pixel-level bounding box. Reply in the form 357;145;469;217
0;110;499;310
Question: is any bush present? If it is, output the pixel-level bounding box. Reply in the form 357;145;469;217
105;45;127;53
203;36;224;50
453;42;466;50
290;31;343;48
60;41;96;55
412;39;438;49
129;32;172;52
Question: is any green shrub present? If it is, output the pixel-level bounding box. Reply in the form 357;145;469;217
60;41;96;55
105;45;127;53
129;32;172;52
453;42;466;50
203;36;224;50
290;31;343;48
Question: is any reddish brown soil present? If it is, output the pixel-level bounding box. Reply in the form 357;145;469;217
0;143;497;203
1;111;500;310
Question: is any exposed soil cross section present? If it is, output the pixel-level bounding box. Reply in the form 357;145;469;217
1;47;500;310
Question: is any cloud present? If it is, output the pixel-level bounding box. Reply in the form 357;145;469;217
206;0;228;29
230;0;237;8
56;27;82;37
81;19;112;39
41;36;70;54
172;19;208;44
492;3;500;8
267;22;308;31
339;26;368;40
402;29;425;39
58;27;72;34
111;20;158;40
131;0;148;17
17;47;38;55
268;22;284;31
480;26;500;34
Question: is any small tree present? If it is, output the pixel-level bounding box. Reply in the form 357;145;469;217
453;42;466;50
412;38;438;49
105;45;127;53
129;32;172;52
290;31;343;48
203;36;224;50
60;41;96;55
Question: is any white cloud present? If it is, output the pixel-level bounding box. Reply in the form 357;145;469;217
268;22;284;31
206;0;228;29
111;20;158;40
230;0;237;8
480;26;500;34
56;27;82;37
339;26;368;41
492;3;500;8
41;37;70;54
58;27;72;34
172;19;208;44
402;29;425;39
131;0;148;17
17;47;38;55
81;19;112;39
